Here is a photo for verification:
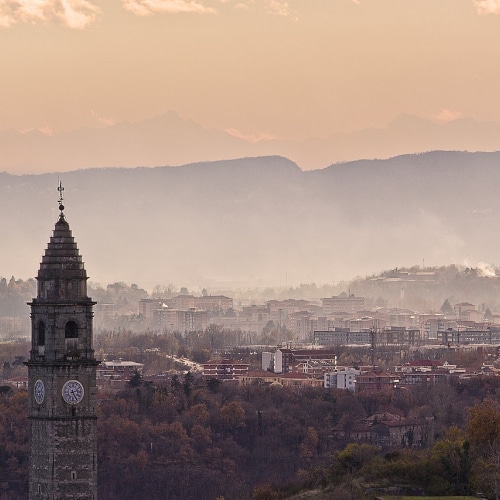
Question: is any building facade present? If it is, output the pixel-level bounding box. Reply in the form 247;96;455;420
321;294;365;315
27;193;98;499
324;368;360;391
202;359;249;380
153;307;209;332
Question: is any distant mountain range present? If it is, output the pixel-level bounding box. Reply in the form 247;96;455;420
3;111;500;173
2;151;500;290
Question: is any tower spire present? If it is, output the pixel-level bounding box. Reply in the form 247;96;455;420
57;178;65;214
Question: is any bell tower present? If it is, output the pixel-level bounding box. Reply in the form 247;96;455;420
27;182;98;499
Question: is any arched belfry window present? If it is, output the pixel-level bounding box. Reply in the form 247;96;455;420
37;321;45;346
65;321;78;339
65;321;78;354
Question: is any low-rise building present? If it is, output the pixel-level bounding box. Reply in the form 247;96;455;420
333;413;433;448
439;328;500;345
314;328;350;346
398;370;450;386
395;360;443;373
355;370;398;395
238;370;284;385
324;368;360;392
139;298;165;319
238;370;322;388
279;372;324;388
97;359;144;389
274;348;338;374
370;418;429;447
297;359;339;377
203;359;249;381
196;295;233;313
4;376;28;389
314;327;422;347
454;302;476;318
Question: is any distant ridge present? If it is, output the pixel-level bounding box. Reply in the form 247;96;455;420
2;111;500;173
2;151;500;288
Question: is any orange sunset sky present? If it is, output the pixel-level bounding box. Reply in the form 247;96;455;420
1;0;500;173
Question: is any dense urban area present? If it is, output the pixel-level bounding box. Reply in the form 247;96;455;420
3;264;500;499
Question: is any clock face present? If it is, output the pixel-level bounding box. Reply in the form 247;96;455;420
34;379;45;404
62;380;84;404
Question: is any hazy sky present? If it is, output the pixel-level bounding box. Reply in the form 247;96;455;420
2;1;500;151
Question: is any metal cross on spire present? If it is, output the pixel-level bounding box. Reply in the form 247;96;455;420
57;179;65;213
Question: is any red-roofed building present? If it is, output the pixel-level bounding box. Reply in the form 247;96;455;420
355;371;398;395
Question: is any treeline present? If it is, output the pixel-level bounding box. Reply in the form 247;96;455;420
3;374;500;498
95;328;265;369
0;276;35;318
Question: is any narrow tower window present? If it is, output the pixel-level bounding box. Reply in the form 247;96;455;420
37;321;45;346
37;321;45;356
65;321;79;354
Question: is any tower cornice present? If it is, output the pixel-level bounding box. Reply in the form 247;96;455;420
29;299;97;306
26;359;101;368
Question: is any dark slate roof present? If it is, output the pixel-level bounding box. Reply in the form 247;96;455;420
37;215;87;281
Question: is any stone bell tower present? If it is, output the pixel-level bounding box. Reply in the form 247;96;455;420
27;182;98;499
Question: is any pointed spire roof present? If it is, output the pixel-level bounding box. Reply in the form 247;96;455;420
36;181;88;289
37;213;88;281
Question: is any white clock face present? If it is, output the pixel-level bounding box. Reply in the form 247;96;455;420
34;379;45;404
62;380;84;404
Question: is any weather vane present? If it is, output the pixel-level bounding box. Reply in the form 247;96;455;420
57;178;65;213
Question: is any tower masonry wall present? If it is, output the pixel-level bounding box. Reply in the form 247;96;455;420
28;209;98;500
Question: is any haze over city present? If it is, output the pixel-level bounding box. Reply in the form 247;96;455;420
2;0;500;288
